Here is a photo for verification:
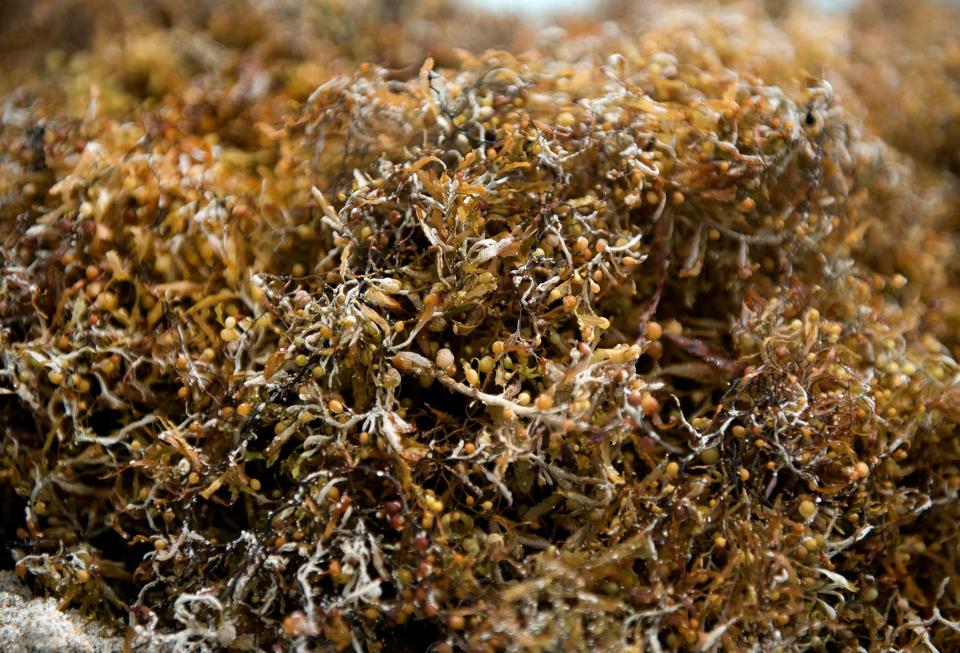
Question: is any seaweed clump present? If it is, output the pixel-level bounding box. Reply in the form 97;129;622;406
1;1;959;651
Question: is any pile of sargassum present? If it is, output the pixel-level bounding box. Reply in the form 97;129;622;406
1;1;958;651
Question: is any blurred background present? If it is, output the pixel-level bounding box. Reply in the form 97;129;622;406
0;0;960;183
470;0;857;13
2;0;958;174
2;0;957;166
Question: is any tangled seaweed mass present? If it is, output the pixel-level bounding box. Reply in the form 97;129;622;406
1;0;959;651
